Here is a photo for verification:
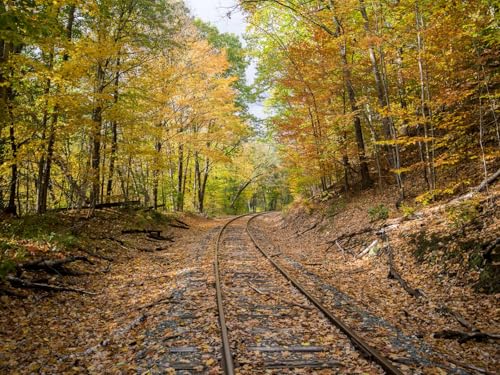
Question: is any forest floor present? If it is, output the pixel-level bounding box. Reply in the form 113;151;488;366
0;186;498;374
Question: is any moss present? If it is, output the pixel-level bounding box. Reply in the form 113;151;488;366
475;264;500;294
411;231;446;262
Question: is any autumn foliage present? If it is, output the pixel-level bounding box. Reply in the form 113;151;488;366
242;0;499;200
0;0;253;216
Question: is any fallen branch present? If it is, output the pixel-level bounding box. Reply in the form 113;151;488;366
379;231;424;298
77;247;113;262
19;256;94;273
248;282;265;295
168;223;189;230
107;237;133;251
334;240;347;259
122;229;161;235
122;229;173;241
99;314;147;348
437;306;477;331
297;221;320;236
148;233;174;241
434;330;500;343
443;356;493;374
173;218;189;227
327;226;374;244
139;246;171;252
357;240;378;258
7;276;96;295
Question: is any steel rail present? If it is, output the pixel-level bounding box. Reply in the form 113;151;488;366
246;213;404;375
214;214;255;375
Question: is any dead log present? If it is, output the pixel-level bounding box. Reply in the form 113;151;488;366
51;200;141;212
434;330;500;343
142;204;166;211
16;256;94;275
476;167;500;192
19;256;94;270
7;276;96;295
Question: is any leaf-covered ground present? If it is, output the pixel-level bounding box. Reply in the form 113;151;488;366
0;210;226;374
0;187;498;374
259;187;499;374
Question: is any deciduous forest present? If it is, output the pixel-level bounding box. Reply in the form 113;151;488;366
0;0;499;374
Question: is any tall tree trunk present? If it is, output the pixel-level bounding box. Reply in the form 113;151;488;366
37;5;76;213
359;0;403;195
90;63;105;208
195;153;210;213
152;140;162;210
416;2;435;191
7;122;17;215
37;114;57;213
176;144;184;211
329;0;372;189
105;56;121;202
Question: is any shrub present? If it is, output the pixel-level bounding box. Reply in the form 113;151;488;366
368;204;389;222
401;203;416;218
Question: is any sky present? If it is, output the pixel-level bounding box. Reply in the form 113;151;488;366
185;0;265;119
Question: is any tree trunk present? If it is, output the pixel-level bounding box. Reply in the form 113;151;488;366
358;0;403;195
37;5;76;213
37;114;57;213
416;2;435;191
329;0;372;189
176;144;184;211
90;63;105;209
7;123;17;215
105;56;121;202
152;140;162;210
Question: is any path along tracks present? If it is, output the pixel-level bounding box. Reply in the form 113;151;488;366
214;213;403;374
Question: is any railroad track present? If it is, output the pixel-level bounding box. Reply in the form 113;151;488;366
214;213;403;375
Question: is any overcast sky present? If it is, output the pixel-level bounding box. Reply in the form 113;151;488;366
185;0;265;119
